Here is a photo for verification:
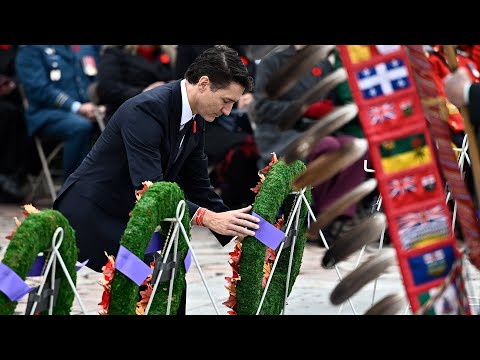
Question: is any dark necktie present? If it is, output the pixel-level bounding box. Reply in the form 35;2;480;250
174;119;192;163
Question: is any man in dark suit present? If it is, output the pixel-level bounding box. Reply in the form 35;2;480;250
53;46;260;313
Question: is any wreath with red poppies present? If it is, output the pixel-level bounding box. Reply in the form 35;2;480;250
98;181;191;315
0;205;77;315
224;155;312;315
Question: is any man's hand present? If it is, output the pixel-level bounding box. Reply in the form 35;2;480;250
237;93;254;109
78;102;97;121
0;79;16;97
443;67;471;108
96;105;106;116
143;81;166;92
202;205;260;237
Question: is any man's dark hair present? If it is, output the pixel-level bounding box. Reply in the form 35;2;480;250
185;45;254;93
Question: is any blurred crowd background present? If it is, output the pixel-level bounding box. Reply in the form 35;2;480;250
2;44;478;248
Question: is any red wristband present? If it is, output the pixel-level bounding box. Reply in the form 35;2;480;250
196;207;207;226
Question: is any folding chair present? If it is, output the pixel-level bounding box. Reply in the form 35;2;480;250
26;136;64;203
16;84;62;204
87;81;106;131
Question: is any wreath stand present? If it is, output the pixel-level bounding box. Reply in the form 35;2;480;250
144;200;220;315
264;179;398;315
25;227;87;315
256;186;357;315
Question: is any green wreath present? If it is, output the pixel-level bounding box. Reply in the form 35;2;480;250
234;158;312;315
0;209;77;315
108;181;190;315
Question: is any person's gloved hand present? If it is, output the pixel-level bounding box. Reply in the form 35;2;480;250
443;67;471;108
303;99;334;119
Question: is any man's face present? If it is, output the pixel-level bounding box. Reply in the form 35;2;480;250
198;79;245;122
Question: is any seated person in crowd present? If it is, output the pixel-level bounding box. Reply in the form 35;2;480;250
426;45;480;147
253;45;369;245
15;45;101;181
429;45;480;208
0;45;33;203
96;45;176;122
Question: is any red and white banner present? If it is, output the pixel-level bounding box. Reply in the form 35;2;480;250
338;45;471;314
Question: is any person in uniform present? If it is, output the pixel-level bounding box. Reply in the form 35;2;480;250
15;45;101;181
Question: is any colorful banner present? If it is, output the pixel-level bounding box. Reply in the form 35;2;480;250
379;133;432;174
338;45;470;314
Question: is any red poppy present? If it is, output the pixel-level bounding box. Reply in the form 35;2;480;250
6;205;39;240
274;216;284;229
264;248;276;263
135;181;153;202
312;67;322;76
98;288;111;314
250;181;263;194
5;229;16;241
23;204;40;217
222;295;237;308
139;284;153;303
250;154;278;193
240;56;249;66
159;53;170;64
228;245;242;263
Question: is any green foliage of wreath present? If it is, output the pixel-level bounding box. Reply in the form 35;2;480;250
109;182;190;315
0;210;77;315
235;160;312;315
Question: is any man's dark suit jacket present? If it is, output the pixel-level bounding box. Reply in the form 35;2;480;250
53;79;230;272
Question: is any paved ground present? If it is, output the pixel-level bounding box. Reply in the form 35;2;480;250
1;201;479;315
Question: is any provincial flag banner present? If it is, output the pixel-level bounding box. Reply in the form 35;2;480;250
380;133;432;174
408;245;455;286
375;45;401;55
400;99;414;117
356;58;411;100
337;45;465;314
397;204;450;250
417;258;470;315
367;102;397;125
387;171;439;206
419;283;461;315
361;96;418;136
347;45;372;64
421;174;436;192
388;175;416;198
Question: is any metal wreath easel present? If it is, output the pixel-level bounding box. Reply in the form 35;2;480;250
256;186;363;315
144;200;219;315
26;227;87;315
